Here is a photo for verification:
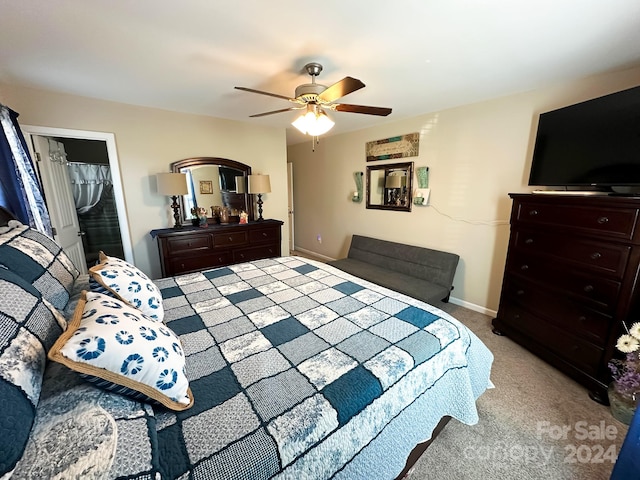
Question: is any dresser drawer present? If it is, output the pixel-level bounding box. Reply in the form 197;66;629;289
168;252;233;276
513;200;639;240
212;231;248;247
507;251;621;312
249;226;280;244
234;244;280;263
513;229;630;278
499;303;603;375
502;276;612;344
165;233;211;255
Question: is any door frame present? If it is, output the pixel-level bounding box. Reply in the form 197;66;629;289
287;162;294;252
21;125;134;264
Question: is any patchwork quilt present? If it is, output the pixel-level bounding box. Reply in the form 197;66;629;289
152;256;494;479
11;255;493;479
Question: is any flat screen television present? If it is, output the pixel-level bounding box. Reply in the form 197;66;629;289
528;85;640;188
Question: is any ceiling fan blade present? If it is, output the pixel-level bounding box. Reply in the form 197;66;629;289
249;107;300;118
234;86;299;103
317;76;365;103
334;103;392;116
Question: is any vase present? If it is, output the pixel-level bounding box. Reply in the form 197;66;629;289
608;383;638;425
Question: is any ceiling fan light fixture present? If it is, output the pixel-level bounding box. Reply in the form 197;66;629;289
291;106;335;136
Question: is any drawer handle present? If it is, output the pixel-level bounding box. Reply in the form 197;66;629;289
524;238;534;245
583;285;594;293
513;314;520;320
218;257;224;262
529;209;538;216
597;216;609;224
228;236;233;242
520;264;529;271
239;254;245;258
590;252;602;260
187;242;192;247
516;289;525;296
262;232;268;237
180;263;185;269
578;315;587;324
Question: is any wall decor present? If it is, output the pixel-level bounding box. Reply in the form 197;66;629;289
366;162;414;212
366;133;419;161
199;180;213;194
352;171;363;202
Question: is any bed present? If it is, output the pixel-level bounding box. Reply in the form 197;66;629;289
0;210;493;479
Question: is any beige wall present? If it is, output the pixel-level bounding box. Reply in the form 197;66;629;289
288;65;640;314
0;83;289;279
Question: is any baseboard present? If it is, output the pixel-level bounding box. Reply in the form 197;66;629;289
449;296;497;318
291;246;336;263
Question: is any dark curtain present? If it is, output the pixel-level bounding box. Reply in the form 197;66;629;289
0;104;52;235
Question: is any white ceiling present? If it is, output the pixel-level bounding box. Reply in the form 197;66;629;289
1;0;640;145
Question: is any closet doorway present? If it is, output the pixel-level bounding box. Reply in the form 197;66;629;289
23;126;133;273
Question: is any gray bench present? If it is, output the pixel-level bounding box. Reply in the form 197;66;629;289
327;235;459;304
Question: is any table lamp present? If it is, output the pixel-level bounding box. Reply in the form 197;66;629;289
157;172;188;228
248;174;271;221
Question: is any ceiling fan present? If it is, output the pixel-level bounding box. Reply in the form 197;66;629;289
235;62;392;136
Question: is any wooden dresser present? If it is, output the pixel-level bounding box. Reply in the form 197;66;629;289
492;194;640;403
154;219;283;277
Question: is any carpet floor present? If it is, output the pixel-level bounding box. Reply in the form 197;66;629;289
407;303;628;480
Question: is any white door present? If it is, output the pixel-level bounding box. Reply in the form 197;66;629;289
32;136;88;274
287;162;295;252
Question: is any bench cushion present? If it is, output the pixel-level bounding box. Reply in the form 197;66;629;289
327;258;451;305
327;235;459;305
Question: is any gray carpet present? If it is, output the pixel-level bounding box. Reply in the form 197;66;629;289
408;303;628;480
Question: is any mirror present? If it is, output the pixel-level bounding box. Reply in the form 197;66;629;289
171;157;254;225
366;162;414;212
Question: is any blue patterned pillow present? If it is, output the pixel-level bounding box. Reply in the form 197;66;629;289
0;223;80;310
89;252;164;322
0;266;64;476
48;291;193;411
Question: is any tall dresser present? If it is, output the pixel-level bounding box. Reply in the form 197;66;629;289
153;219;283;277
492;193;640;403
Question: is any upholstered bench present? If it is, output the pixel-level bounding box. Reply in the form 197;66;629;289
327;235;460;304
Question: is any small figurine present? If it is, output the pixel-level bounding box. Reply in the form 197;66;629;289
239;211;249;224
197;206;208;227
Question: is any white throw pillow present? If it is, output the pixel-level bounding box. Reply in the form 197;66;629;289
48;290;193;411
89;252;164;322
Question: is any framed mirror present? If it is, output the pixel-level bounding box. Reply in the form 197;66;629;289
366;162;414;212
171;157;254;225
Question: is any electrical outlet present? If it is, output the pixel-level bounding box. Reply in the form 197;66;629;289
317;234;322;244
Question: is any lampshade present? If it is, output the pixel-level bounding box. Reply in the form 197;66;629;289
157;173;188;195
235;176;246;194
385;175;403;189
248;174;271;194
292;105;335;136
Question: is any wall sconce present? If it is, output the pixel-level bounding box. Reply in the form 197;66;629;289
352;171;363;203
291;104;335;136
157;172;189;228
414;166;430;206
248;174;271;221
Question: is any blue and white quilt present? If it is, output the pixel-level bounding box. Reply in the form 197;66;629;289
151;256;494;480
